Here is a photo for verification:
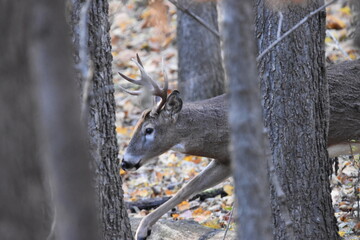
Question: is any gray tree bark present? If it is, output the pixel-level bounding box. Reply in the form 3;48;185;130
352;0;360;48
29;1;100;240
177;0;224;101
0;3;50;238
256;1;339;239
221;0;272;239
70;1;133;239
0;0;99;240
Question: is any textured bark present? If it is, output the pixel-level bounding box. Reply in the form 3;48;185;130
29;1;99;240
70;1;133;239
256;1;339;239
352;0;360;48
221;0;272;239
177;0;224;101
327;59;360;145
0;3;50;239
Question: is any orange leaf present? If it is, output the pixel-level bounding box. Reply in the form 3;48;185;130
120;169;127;175
116;126;133;137
184;155;202;164
177;201;190;211
132;188;150;198
171;213;180;220
326;15;346;30
165;189;174;195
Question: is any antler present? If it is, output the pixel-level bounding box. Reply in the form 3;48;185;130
118;54;168;114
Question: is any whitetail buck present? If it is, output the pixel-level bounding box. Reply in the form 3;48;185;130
120;55;360;240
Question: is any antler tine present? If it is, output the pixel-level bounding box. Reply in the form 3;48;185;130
118;85;142;96
118;72;145;86
152;66;169;114
131;58;160;91
119;54;169;114
136;53;144;67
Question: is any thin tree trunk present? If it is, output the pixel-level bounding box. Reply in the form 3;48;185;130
352;0;360;48
0;3;50;238
177;0;224;101
29;1;99;240
221;0;272;239
256;1;339;239
70;1;133;239
0;0;100;239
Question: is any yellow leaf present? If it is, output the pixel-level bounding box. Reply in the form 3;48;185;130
349;53;357;60
340;6;351;16
202;219;222;229
224;184;234;196
338;231;346;237
325;36;332;44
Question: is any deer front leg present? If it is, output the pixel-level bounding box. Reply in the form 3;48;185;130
135;159;231;240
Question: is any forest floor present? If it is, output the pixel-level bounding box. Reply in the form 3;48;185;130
110;0;360;238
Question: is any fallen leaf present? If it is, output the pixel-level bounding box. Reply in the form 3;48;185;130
116;126;133;137
223;184;234;196
326;15;346;30
340;6;351;16
177;201;190;211
120;169;127;175
202;219;222;229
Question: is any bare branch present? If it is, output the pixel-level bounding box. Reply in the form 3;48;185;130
222;203;234;240
326;30;352;60
168;0;220;38
257;0;338;62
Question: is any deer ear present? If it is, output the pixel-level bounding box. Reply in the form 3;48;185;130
162;90;182;120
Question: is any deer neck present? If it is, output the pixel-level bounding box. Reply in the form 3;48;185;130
171;96;230;162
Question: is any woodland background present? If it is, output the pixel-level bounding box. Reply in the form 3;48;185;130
115;0;360;239
1;0;360;239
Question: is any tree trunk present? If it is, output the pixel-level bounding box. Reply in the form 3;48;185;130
256;1;339;239
29;0;100;240
177;0;224;101
0;0;100;239
70;1;133;239
221;0;272;239
352;0;360;48
0;3;50;239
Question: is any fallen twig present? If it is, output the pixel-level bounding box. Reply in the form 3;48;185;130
126;187;228;212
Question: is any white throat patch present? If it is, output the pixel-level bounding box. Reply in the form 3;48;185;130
171;143;186;153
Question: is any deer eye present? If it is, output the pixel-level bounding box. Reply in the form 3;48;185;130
145;128;154;135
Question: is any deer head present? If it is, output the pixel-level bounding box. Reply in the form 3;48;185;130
119;55;183;170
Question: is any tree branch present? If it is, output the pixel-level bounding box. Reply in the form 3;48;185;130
167;0;220;38
257;0;338;62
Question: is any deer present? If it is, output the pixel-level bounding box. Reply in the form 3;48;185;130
119;55;360;240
